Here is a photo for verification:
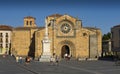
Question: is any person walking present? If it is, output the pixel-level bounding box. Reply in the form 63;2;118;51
50;53;56;65
19;56;22;64
25;56;30;64
55;55;59;66
16;56;19;63
64;53;68;60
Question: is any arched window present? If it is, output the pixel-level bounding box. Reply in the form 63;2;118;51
26;21;28;25
30;21;32;25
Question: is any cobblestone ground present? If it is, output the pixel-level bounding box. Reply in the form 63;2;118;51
0;55;120;74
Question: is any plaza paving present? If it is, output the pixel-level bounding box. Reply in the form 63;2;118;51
0;55;120;74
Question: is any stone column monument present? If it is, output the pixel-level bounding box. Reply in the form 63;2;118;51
39;20;51;62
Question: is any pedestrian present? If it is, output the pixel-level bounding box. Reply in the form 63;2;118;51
55;55;59;66
27;56;31;63
25;57;27;64
68;55;71;60
50;53;56;65
19;56;22;64
10;53;13;56
16;56;19;63
25;56;30;64
3;52;7;58
64;53;68;60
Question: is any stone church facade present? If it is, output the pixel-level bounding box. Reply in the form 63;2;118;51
11;14;102;59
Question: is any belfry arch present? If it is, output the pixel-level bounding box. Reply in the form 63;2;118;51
57;40;76;58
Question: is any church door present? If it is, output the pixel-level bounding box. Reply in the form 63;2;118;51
61;45;70;58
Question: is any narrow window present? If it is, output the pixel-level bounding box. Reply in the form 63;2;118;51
26;21;28;25
0;44;2;48
0;38;2;43
6;38;8;43
0;44;2;53
0;33;2;37
6;44;8;48
6;33;8;37
30;21;32;25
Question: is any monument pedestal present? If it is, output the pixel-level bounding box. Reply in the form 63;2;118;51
39;39;51;62
39;19;52;62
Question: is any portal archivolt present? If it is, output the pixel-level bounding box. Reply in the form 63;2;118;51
59;40;75;58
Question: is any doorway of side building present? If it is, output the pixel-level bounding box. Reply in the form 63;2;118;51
61;45;70;58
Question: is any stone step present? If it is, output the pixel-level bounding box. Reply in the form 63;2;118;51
39;55;51;62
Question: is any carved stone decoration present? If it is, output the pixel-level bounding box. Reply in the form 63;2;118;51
61;23;71;34
56;20;76;38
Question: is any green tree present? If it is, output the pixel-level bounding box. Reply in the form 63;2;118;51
102;32;111;41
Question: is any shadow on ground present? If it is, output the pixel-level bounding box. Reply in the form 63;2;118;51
98;55;116;62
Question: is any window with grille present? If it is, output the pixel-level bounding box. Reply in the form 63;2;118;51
0;33;2;37
6;38;8;43
6;44;8;48
6;33;8;37
0;38;2;43
0;44;2;48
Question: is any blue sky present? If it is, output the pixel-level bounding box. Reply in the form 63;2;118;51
0;0;120;34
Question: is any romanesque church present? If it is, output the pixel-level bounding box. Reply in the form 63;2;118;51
11;14;102;60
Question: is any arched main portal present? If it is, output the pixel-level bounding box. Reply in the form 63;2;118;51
56;40;75;58
61;45;70;58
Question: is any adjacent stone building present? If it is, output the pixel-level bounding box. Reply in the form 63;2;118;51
11;14;102;60
11;16;40;58
0;25;12;55
111;25;120;57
